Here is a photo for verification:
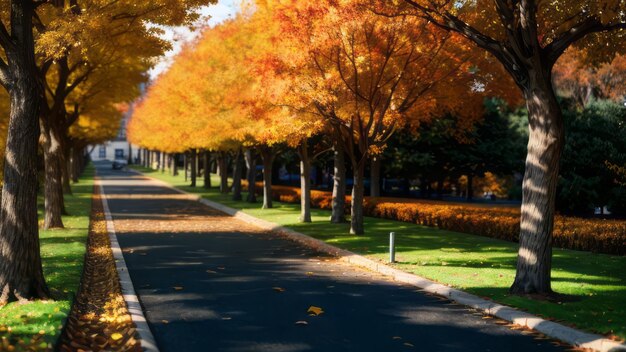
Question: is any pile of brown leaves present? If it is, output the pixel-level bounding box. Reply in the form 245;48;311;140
57;187;141;351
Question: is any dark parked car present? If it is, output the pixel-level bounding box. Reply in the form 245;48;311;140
112;157;128;170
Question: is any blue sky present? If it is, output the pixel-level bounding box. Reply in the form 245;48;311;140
148;0;239;79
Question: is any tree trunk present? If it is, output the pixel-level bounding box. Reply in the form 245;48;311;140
510;80;564;295
40;120;65;229
331;141;346;223
203;151;211;189
184;153;188;181
128;144;133;165
350;161;366;235
245;148;257;203
173;153;179;176
62;142;72;195
298;141;312;223
217;151;229;194
232;148;243;201
0;0;50;305
160;152;166;173
370;156;381;197
259;146;275;209
466;174;474;201
190;149;197;187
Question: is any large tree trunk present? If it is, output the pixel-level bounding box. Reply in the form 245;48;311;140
510;79;564;295
244;148;257;203
203;151;211;188
128;144;133;165
0;0;50;305
298;141;312;223
232;148;243;201
331;141;346;223
350;160;366;235
160;152;166;173
41;120;65;229
259;146;275;209
190;149;197;187
370;156;381;197
217;151;229;194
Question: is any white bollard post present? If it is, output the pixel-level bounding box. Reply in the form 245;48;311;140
389;232;396;263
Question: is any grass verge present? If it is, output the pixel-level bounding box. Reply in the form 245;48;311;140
0;165;94;349
132;166;626;341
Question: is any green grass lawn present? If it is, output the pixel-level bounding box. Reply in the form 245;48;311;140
134;166;626;340
0;165;94;348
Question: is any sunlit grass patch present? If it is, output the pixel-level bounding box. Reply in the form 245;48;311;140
0;165;94;348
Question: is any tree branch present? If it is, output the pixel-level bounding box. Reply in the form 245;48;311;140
544;17;626;67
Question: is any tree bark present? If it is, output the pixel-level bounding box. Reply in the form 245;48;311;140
510;78;564;295
184;152;188;181
0;0;50;305
160;152;166;173
217;151;229;194
232;148;243;201
128;144;133;165
370;156;381;197
244;148;257;203
62;142;72;195
203;151;211;189
190;149;197;187
350;161;366;235
259;146;275;209
298;141;312;223
40;120;65;229
331;141;346;223
466;174;474;201
173;153;179;176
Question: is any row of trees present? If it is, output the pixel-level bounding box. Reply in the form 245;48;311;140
130;0;625;296
0;0;217;306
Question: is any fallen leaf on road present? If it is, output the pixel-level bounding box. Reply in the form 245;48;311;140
221;317;232;320
295;321;308;326
206;270;218;274
403;342;414;347
272;287;286;293
173;286;184;291
392;336;402;340
161;320;169;324
307;306;324;316
111;333;123;341
306;272;314;276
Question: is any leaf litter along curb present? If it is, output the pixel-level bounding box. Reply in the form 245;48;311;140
57;187;141;351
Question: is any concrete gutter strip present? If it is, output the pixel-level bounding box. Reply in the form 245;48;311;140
99;181;160;352
139;172;626;352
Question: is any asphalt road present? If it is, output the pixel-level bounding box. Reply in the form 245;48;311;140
96;162;566;352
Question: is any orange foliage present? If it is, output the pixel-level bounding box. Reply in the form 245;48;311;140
248;183;626;255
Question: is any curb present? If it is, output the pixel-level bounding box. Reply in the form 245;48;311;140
98;180;160;352
134;170;626;352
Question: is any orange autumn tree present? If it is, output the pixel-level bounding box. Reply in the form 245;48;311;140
270;0;491;234
388;0;625;295
129;15;262;192
553;48;626;108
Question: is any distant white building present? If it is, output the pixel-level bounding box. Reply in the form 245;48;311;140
89;107;140;163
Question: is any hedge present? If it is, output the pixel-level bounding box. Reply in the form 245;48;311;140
252;183;625;255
